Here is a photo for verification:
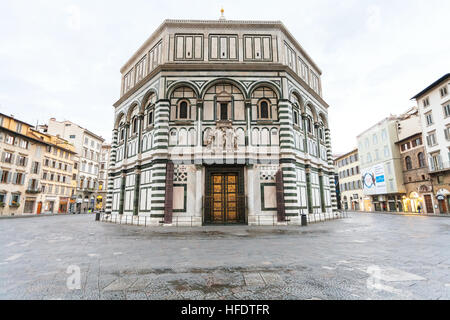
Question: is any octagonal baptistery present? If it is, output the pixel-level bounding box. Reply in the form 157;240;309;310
106;19;338;227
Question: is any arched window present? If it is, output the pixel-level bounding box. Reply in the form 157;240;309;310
405;156;412;170
179;101;189;119
132;117;138;134
418;152;425;168
120;127;125;141
258;100;270;119
306;117;312;134
147;110;153;125
293;110;299;125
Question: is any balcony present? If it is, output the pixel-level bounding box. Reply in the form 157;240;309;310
429;162;450;173
26;188;41;194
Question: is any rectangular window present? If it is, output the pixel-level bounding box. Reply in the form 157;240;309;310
11;194;20;205
427;133;437;147
423;97;430;107
444;104;450;118
425;112;433;126
19;139;28;149
440;86;448;97
220;103;228;120
17;156;27;166
1;171;10;183
6;135;14;144
445;127;450;141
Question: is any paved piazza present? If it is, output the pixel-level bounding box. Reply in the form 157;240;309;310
0;213;449;300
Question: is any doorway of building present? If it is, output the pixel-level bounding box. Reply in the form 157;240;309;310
438;196;448;214
424;195;433;213
204;166;245;225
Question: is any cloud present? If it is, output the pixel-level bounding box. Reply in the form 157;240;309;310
0;0;449;151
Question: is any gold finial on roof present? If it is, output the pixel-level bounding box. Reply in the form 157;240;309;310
219;7;226;20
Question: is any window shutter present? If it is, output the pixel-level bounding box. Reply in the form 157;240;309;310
28;178;32;190
24;157;28;167
7;172;12;183
438;155;443;168
1;152;5;162
12;173;17;184
0;170;2;181
21;174;26;185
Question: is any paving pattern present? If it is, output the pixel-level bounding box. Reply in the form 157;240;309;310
0;213;449;300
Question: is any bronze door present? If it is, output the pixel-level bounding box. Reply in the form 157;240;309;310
210;173;239;223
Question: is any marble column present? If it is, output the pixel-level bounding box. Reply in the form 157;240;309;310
137;113;144;154
133;168;141;216
305;166;313;214
247;164;255;223
196;100;203;147
245;100;252;147
195;165;203;221
118;171;126;215
319;170;326;213
105;128;118;214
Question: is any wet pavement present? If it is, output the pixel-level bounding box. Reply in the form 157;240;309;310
0;212;449;300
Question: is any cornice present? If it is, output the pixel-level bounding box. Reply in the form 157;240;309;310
113;63;329;109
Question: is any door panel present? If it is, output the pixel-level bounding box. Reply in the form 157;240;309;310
205;167;245;224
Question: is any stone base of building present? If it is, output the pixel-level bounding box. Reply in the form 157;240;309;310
100;211;344;227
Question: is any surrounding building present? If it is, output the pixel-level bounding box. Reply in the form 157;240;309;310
412;74;450;214
0;113;46;215
0;113;79;216
31;130;77;214
395;107;434;213
97;143;111;211
334;149;365;211
357;116;406;212
42;118;105;212
106;18;337;226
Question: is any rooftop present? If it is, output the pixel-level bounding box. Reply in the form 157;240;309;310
411;73;450;100
121;18;321;75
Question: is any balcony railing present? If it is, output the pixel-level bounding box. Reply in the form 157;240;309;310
429;161;450;173
25;188;41;194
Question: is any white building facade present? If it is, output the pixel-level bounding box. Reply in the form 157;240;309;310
357;117;406;212
45;119;105;212
106;19;338;226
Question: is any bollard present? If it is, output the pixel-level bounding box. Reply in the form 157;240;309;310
95;211;100;221
301;214;308;227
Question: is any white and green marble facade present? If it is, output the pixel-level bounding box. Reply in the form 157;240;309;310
106;19;337;226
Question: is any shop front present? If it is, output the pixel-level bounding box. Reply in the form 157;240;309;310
58;197;69;213
436;189;449;214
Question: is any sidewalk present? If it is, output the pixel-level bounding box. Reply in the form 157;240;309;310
346;210;450;218
0;212;94;219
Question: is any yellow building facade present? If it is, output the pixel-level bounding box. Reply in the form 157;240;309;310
31;130;76;214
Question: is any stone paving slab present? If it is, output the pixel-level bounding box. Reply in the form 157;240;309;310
0;212;449;300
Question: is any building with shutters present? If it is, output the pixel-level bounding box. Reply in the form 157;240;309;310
30;130;77;214
42;119;105;212
412;74;450;214
106;18;338;226
97;143;111;211
334;149;365;211
395;107;435;214
0;113;47;215
357;116;406;212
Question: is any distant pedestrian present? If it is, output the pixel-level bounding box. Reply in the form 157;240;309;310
417;204;422;213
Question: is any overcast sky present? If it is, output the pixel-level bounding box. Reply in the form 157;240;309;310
1;0;449;154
